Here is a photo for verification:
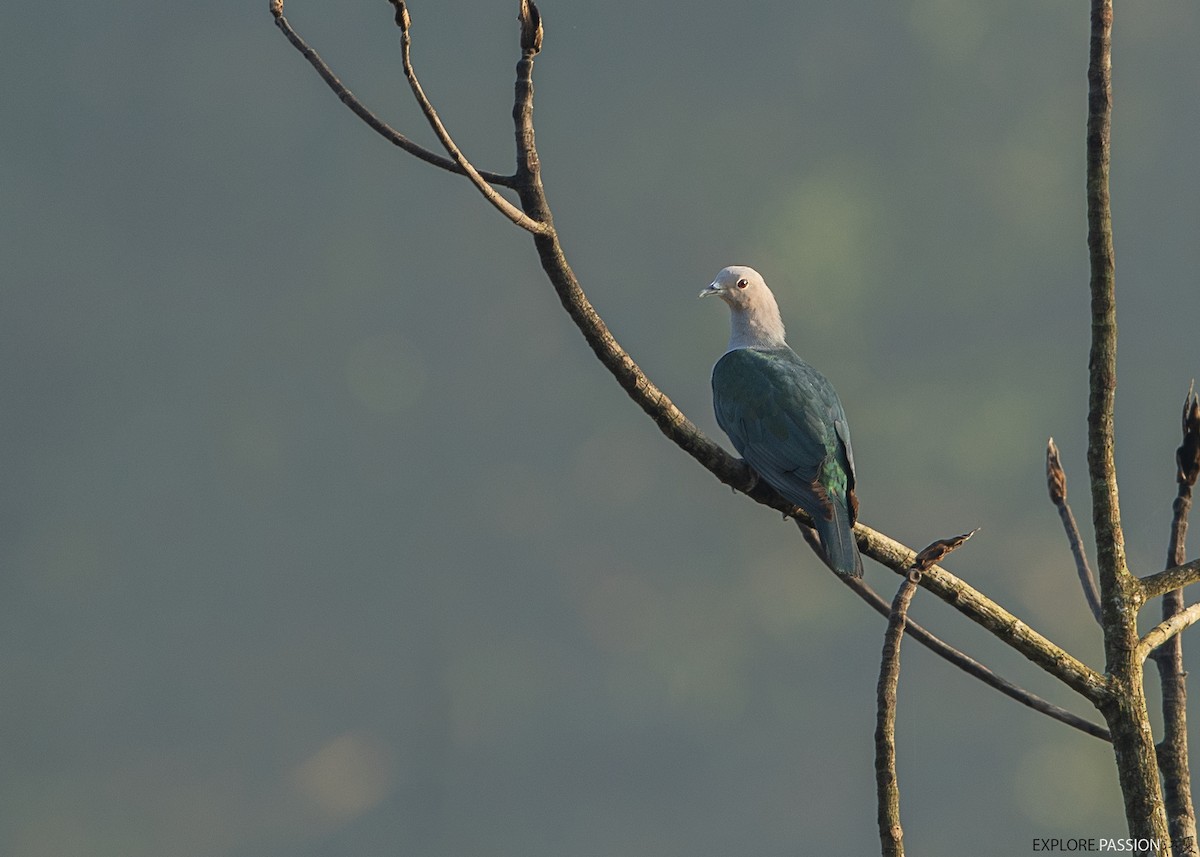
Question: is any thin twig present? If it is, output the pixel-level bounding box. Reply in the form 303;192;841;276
1155;581;1198;857
270;3;516;188
391;1;550;235
1154;581;1198;857
842;575;1110;741
1046;437;1103;623
1152;385;1200;857
876;571;919;857
1154;580;1196;853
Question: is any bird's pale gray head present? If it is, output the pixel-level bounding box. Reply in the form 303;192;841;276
700;265;787;349
698;265;770;308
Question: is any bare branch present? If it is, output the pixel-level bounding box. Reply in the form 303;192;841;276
270;2;517;188
1142;560;1200;601
875;572;919;857
842;575;1110;742
1140;603;1200;661
1046;437;1103;623
390;1;550;235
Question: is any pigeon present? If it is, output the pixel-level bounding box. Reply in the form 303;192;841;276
701;265;863;577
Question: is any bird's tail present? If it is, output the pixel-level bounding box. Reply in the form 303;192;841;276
814;499;863;578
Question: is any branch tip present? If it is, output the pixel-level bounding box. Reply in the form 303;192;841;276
1178;382;1200;487
519;0;543;54
270;0;283;19
1045;436;1102;623
912;528;980;572
389;0;411;32
1047;437;1068;504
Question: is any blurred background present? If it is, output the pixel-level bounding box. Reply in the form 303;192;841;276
3;1;1198;854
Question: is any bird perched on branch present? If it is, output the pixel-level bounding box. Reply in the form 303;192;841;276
701;265;863;578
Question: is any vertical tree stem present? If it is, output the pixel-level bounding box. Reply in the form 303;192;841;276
1157;556;1198;857
1085;3;1124;592
876;572;919;857
1084;0;1169;844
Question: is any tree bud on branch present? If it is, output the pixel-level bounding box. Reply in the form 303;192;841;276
389;0;411;33
1046;437;1068;504
1178;383;1200;487
913;528;980;572
519;0;543;54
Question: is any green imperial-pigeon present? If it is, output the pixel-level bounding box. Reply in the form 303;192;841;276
701;265;863;578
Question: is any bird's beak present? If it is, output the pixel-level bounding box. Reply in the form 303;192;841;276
698;281;722;299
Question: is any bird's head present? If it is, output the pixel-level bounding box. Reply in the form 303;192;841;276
699;265;771;308
702;265;781;308
699;265;786;348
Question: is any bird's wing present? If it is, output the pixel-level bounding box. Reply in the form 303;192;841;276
712;347;855;519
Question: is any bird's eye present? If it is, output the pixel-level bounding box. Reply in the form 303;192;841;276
736;278;748;289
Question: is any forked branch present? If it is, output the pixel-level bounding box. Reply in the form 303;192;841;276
858;525;1107;701
389;0;550;235
270;2;517;187
843;575;1109;741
